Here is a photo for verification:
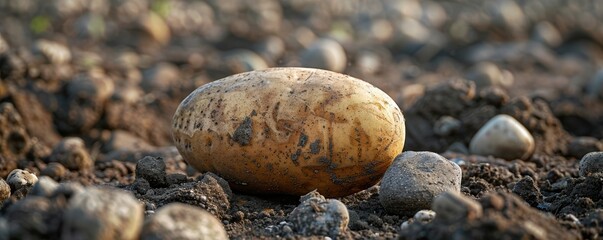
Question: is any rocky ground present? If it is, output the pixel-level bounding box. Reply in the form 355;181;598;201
1;0;603;239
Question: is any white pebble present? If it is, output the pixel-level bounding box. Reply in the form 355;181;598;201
469;114;534;160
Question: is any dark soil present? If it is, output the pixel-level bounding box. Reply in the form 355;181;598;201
1;0;603;239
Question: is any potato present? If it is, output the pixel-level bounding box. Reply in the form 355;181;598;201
172;67;405;197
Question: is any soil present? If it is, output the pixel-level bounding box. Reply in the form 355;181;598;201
1;0;603;239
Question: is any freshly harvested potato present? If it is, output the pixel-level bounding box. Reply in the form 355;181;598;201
172;67;405;197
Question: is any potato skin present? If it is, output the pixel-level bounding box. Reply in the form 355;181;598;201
173;67;405;197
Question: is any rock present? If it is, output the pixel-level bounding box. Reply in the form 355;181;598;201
140;203;228;240
33;39;71;64
434;116;461;136
5;196;59;239
588;69;603;99
567;137;603;159
224;49;269;73
379;151;462;215
0;217;6;240
40;162;67;180
532;21;562;47
414;210;436;223
0;179;9;202
300;38;347;72
62;187;143;240
135;156;168;188
141;62;181;93
288;190;349;238
254;36;286;63
511;176;542;207
29;176;59;198
102;130;154;153
579;152;603;177
469;114;535;160
465;62;514;89
432;191;483;223
49;137;93;171
6;169;37;193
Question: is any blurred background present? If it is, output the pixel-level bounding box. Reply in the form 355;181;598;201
1;0;603;178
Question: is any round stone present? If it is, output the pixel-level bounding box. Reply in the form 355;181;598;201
579;152;603;177
300;38;347;72
140;203;228;240
379;151;462;215
62;187;143;240
469;114;535;160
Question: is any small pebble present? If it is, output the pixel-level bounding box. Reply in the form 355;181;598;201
469;114;535;160
141;62;181;93
465;62;514;89
413;210;436;223
135;156;168;188
224;49;268;73
567;137;603;159
40;162;67;180
432;191;483;223
62;187;143;240
579;152;603;177
140;203;228;240
434;116;461;136
6;169;38;193
34;39;71;64
29;176;59;198
0;179;10;202
288;190;349;238
532;21;562;47
379;151;462;215
49;137;93;171
300;38;347;73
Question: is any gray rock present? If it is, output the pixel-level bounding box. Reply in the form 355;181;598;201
5;196;56;238
432;191;482;223
49;137;93;171
140;203;228;240
288;190;349;238
29;176;59;197
0;217;6;240
136;156;168;188
579;152;603;177
434;116;461;136
6;169;37;192
300;38;347;73
567;137;603;159
0;179;9;202
469;114;535;160
379;151;462;215
413;210;436;223
62;187;143;240
588;69;603;99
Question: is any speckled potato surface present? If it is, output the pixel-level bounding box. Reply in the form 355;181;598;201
172;67;405;197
